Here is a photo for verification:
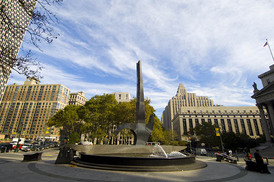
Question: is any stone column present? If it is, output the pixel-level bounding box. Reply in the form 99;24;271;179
258;104;271;142
267;103;274;135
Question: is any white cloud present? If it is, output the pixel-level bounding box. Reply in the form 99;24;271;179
11;0;274;119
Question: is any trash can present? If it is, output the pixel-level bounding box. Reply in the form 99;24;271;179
0;146;5;153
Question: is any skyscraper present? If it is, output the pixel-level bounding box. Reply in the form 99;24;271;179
162;84;262;141
0;77;70;140
0;0;36;102
162;83;214;130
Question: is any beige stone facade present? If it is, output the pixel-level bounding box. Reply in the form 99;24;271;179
69;91;87;106
162;83;214;130
162;84;262;140
111;92;131;102
0;78;70;140
0;0;36;102
173;106;262;141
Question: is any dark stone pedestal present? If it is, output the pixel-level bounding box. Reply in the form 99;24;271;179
23;152;42;162
55;147;76;164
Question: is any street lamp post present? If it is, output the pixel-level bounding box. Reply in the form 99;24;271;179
215;128;224;153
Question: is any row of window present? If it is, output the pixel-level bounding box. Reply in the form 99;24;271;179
181;118;261;136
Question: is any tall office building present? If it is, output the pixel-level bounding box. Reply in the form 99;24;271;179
162;84;263;141
69;91;87;106
0;0;36;102
162;83;214;130
0;77;70;140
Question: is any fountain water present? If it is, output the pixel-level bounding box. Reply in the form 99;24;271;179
150;144;187;158
150;144;168;158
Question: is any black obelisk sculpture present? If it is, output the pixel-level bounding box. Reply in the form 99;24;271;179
136;61;145;124
114;60;154;145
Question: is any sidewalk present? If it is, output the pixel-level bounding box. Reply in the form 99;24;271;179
0;149;273;182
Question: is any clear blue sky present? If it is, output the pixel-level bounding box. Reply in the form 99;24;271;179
9;0;274;118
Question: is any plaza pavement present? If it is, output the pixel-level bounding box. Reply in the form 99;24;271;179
0;148;273;182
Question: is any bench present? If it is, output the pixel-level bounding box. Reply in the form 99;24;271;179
216;154;237;164
225;156;237;164
245;160;270;173
23;152;42;162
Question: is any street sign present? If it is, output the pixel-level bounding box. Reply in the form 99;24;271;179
215;128;220;136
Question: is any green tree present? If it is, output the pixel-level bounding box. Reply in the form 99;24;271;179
48;105;81;143
49;94;175;145
222;132;240;151
78;94;118;144
192;122;220;148
114;99;136;126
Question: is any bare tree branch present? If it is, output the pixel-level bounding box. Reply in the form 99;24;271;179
0;0;63;80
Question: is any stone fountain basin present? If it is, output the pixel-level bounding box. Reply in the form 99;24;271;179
68;144;187;155
68;145;207;172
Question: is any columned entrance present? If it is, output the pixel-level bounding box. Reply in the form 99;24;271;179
252;64;274;143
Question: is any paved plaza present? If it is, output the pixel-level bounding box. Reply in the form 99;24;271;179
0;148;274;182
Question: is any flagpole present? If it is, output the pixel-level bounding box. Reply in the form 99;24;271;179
265;39;274;62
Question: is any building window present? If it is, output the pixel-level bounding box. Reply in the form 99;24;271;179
183;119;187;135
214;119;219;127
189;119;193;129
234;119;239;133
208;119;212;125
247;119;253;136
195;119;199;126
227;119;232;132
253;119;260;135
221;119;226;132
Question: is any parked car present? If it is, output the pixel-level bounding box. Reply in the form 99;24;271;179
53;141;60;147
195;148;207;156
21;143;33;152
0;143;12;153
31;142;43;151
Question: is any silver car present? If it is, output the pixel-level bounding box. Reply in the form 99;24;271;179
21;143;32;152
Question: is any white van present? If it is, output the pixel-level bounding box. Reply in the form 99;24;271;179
195;148;207;156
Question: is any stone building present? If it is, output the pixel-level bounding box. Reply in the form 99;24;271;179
0;78;70;140
69;91;87;106
252;64;274;143
162;83;214;130
162;84;262;141
111;92;131;102
173;106;262;141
